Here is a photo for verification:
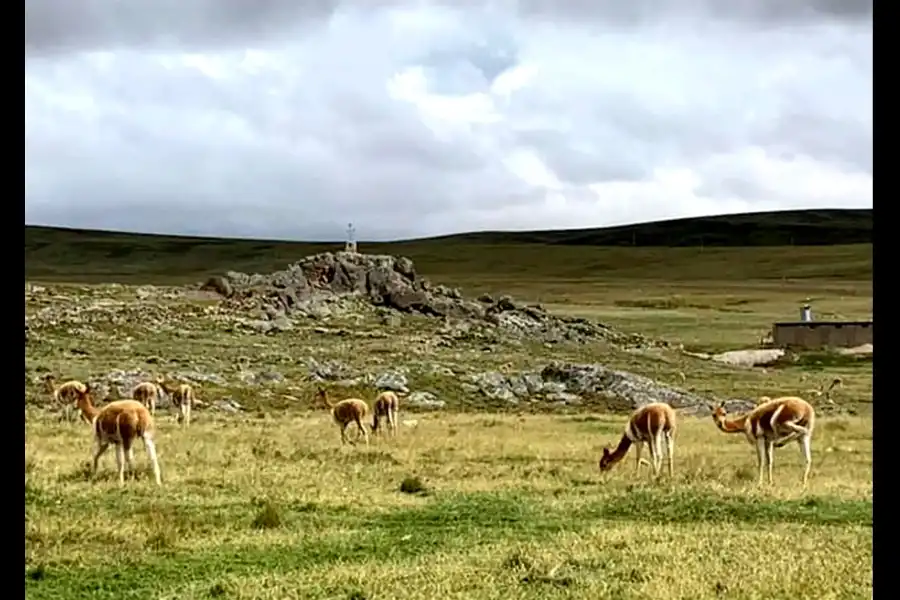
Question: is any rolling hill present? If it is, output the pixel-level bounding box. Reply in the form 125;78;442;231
25;208;872;284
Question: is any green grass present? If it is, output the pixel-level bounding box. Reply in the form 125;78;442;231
25;413;872;600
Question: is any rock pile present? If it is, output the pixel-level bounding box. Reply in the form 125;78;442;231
465;361;713;411
202;251;660;347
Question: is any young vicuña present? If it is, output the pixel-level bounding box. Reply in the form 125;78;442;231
712;396;816;486
598;402;676;478
73;385;162;486
316;387;370;446
157;378;194;426
371;391;400;437
131;380;161;416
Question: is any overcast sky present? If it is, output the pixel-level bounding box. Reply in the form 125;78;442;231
25;0;872;241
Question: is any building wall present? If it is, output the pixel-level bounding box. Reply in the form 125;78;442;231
772;321;872;349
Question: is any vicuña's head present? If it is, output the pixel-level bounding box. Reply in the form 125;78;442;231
598;447;615;472
74;384;94;407
712;403;728;423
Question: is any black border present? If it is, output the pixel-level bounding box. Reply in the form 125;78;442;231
872;2;881;593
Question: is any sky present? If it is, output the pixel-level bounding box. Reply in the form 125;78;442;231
25;0;873;242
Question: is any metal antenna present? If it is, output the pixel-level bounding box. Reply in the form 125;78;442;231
345;222;357;252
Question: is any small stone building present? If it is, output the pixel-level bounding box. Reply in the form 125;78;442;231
771;320;872;349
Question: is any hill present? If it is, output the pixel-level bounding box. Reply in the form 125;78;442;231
25;208;872;285
411;208;872;246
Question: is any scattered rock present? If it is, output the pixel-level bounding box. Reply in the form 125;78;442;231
374;371;409;393
836;343;873;357
405;391;446;410
306;358;359;383
711;349;785;368
214;398;245;413
200;276;233;298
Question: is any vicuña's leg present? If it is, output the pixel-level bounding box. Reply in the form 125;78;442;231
665;431;675;478
356;418;369;446
755;438;766;485
91;441;109;478
646;436;660;479
124;441;136;480
799;434;812;487
634;441;644;474
765;440;775;485
114;445;126;486
143;437;162;486
340;424;348;445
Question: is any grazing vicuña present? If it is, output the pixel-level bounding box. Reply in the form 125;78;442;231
43;375;90;423
316;387;370;446
712;396;816;486
599;402;676;478
131;380;161;416
372;391;400;437
73;386;162;486
158;378;194;426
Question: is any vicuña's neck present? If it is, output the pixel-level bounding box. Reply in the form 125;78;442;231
606;434;634;465
715;415;745;433
77;397;99;422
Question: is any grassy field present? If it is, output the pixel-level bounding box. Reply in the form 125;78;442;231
25;213;873;599
25;411;872;600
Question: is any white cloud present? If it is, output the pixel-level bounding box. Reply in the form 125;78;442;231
25;0;872;241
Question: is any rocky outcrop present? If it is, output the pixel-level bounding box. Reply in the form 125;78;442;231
203;252;661;347
465;361;711;411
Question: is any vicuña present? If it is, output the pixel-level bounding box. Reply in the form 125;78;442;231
74;385;162;486
157;378;195;426
599;402;676;479
44;375;90;423
316;387;370;446
132;380;161;416
712;396;815;486
371;391;400;437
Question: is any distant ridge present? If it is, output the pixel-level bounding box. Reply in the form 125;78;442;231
26;208;870;248
406;208;872;247
24;208;872;284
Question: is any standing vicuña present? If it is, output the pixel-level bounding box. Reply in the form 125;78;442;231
371;391;399;437
599;402;676;478
73;385;162;486
132;381;161;416
316;388;370;446
157;378;194;426
43;375;90;423
712;396;815;486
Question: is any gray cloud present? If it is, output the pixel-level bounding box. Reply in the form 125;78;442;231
26;0;873;55
25;1;872;241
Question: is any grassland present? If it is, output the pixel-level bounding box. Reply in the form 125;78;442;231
26;411;872;600
25;211;873;599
